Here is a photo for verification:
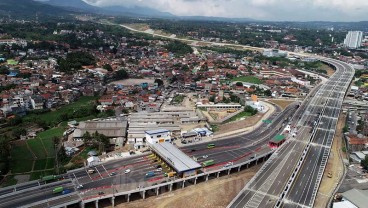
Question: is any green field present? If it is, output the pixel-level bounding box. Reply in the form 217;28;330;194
27;138;47;159
34;159;48;171
24;96;96;124
30;170;55;181
7;59;18;65
231;76;263;84
225;111;253;123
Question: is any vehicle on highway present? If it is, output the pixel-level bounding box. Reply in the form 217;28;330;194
77;185;83;189
145;171;156;178
327;172;332;178
191;149;196;152
207;144;216;149
223;162;233;168
155;168;162;172
202;155;208;159
109;172;117;176
202;160;215;167
40;175;62;183
53;186;64;194
98;191;104;195
125;169;131;174
62;189;72;195
87;169;95;174
156;165;162;169
164;171;177;177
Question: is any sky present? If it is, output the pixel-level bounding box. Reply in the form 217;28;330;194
82;0;368;21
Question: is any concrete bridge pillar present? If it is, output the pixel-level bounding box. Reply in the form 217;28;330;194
111;197;115;208
194;177;197;185
126;194;131;202
156;187;160;196
255;159;258;165
182;181;185;188
238;166;241;172
228;169;231;175
95;200;99;208
246;163;249;168
142;190;146;199
79;201;85;208
217;172;220;178
206;174;209;181
169;183;173;191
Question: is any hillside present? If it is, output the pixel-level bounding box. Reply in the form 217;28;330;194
0;0;75;18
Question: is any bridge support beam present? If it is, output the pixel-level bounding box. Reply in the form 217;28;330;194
95;200;99;208
255;159;258;165
246;163;249;168
169;183;173;191
194;177;197;184
238;165;241;172
156;187;160;196
228;169;231;175
217;172;220;178
206;174;209;181
182;181;185;188
111;197;115;208
79;201;85;208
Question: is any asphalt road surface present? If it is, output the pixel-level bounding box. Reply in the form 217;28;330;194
228;58;354;208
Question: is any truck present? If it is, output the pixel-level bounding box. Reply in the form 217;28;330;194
145;171;155;178
202;160;215;167
53;186;64;194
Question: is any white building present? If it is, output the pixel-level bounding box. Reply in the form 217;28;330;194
145;129;171;144
344;31;363;49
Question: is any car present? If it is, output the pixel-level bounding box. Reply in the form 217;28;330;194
202;155;208;159
109;172;117;176
156;165;162;169
76;185;83;189
124;169;131;174
191;149;196;152
62;189;72;195
156;168;162;172
98;191;104;195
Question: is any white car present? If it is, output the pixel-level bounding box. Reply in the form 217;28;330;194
124;169;131;174
202;155;208;159
156;168;162;172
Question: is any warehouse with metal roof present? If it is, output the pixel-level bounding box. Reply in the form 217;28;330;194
150;142;201;177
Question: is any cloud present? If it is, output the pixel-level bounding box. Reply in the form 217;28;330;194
83;0;368;21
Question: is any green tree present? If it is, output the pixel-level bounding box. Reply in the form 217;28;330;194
103;64;113;71
12;127;27;139
236;82;243;87
361;155;368;170
83;132;92;146
114;68;129;80
154;79;164;87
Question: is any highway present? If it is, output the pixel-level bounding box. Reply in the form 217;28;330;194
0;101;299;208
228;58;354;208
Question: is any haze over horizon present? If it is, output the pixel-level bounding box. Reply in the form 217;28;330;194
79;0;368;22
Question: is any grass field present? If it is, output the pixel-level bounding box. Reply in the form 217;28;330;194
27;138;47;159
7;59;18;65
30;170;55;181
24;96;96;124
225;111;253;123
231;76;263;84
34;159;47;171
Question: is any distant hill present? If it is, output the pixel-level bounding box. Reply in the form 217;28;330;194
43;0;174;18
0;0;74;18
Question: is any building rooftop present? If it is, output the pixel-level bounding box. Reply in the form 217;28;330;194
150;142;201;173
145;129;170;135
341;188;368;208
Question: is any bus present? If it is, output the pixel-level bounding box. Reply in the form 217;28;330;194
202;160;215;167
53;186;64;194
40;175;62;183
207;144;215;149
